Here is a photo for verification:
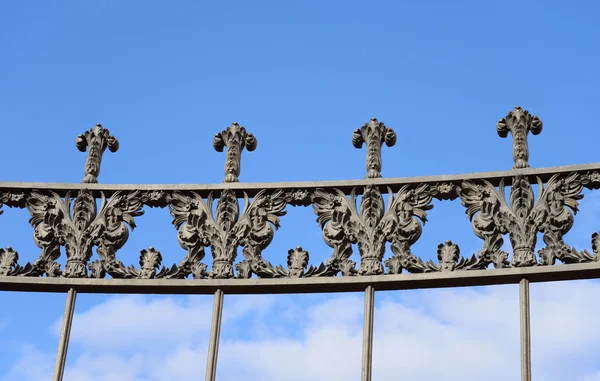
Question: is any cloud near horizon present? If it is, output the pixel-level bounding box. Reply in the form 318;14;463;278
3;279;600;381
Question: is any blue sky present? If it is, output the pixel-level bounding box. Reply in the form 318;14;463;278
1;1;600;380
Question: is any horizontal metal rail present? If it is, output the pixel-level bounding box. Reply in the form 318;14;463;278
1;262;599;295
2;163;599;197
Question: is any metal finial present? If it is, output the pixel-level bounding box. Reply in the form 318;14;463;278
213;123;257;183
75;124;119;183
352;118;396;178
496;106;543;169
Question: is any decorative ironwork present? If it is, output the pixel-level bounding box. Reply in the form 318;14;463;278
0;109;599;283
352;118;396;178
213;122;257;183
76;124;119;183
313;184;434;276
170;189;287;279
26;189;144;278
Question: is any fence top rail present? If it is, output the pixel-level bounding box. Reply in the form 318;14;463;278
1;261;599;295
2;162;600;197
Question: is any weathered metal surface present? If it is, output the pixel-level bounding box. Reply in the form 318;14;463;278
76;124;119;184
361;285;375;381
1;107;600;286
1;261;599;294
52;288;77;381
2;163;600;198
520;279;532;381
205;289;224;381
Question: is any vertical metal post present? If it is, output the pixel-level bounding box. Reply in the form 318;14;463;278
520;278;531;381
205;289;224;381
361;285;375;381
53;288;77;381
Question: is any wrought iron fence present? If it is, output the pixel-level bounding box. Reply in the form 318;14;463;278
2;106;600;381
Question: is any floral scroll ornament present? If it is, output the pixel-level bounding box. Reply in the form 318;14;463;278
460;172;589;268
27;190;144;278
170;189;287;279
313;184;434;276
238;246;330;279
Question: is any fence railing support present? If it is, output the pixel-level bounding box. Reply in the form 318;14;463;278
362;285;375;381
205;289;224;381
52;288;77;381
520;278;531;381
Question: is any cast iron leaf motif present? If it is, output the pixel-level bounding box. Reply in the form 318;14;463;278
313;184;433;276
352;118;396;178
0;191;28;215
436;241;478;272
88;260;106;279
76;124;119;183
581;171;600;190
0;247;33;276
285;189;313;207
213;123;257;183
27;189;144;278
238;246;329;278
430;183;459;201
496;106;543;169
537;173;592;264
140;190;171;208
170;189;287;279
461;172;587;268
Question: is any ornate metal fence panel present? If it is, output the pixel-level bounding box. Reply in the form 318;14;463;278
2;107;600;381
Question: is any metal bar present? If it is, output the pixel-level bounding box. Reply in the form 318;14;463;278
1;162;598;197
1;262;599;295
205;289;224;381
52;288;77;381
361;286;375;381
520;278;531;381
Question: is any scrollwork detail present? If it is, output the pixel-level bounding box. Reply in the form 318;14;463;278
170;189;287;279
0;247;33;276
313;184;433;276
26;189;144;278
461;172;587;268
237;246;330;279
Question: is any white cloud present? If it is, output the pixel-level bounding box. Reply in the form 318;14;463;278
1;344;54;381
60;295;214;351
4;280;600;381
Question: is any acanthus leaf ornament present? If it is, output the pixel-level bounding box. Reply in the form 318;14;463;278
0;247;33;276
460;172;587;268
76;124;119;183
313;184;434;276
496;106;543;169
213;123;257;183
237;246;330;279
26;189;144;278
170;189;287;279
352;118;396;178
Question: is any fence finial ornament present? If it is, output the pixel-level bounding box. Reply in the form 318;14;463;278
496;106;543;169
352;118;396;178
76;124;119;183
213;122;257;183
